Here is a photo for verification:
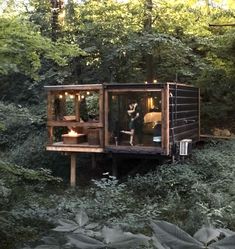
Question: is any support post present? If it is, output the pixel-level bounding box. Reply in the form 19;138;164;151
75;94;80;122
70;153;77;187
91;153;96;169
112;156;118;178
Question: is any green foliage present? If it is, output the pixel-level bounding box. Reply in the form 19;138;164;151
151;220;235;249
0;140;234;248
76;175;136;220
0;101;42;150
0;16;84;79
126;140;235;232
86;93;99;118
25;212;235;249
0;160;62;183
0;157;62;249
0;1;235;247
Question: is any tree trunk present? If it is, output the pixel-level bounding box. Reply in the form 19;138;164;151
50;0;64;41
143;0;154;83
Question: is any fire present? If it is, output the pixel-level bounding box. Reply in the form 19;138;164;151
68;129;78;137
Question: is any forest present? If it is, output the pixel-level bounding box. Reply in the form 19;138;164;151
0;0;235;248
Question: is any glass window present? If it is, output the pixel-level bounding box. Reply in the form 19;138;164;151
52;91;100;122
108;91;162;147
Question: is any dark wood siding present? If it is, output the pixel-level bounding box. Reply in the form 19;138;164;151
169;84;200;143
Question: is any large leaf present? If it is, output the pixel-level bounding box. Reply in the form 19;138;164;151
102;226;150;248
67;233;105;249
209;235;235;249
193;227;220;245
41;237;58;245
150;220;204;249
53;219;78;232
34;246;60;249
85;223;99;230
75;210;89;227
152;235;171;249
218;229;235;238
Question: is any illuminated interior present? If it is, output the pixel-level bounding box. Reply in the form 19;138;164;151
107;91;162;147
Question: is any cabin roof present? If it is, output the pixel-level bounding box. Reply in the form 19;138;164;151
44;82;198;91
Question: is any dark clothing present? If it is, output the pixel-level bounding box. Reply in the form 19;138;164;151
128;105;140;130
128;104;143;144
129;119;135;130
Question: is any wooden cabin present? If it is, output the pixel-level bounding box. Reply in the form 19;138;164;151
45;83;200;185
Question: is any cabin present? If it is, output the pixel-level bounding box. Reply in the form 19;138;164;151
45;82;200;186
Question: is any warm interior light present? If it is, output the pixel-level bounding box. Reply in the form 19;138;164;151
59;94;63;99
68;129;78;137
81;95;85;99
147;97;154;110
65;92;68;96
87;91;90;95
153;79;157;83
144;81;148;84
70;94;74;99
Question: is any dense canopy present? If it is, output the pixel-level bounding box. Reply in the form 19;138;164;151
0;1;235;249
0;0;234;127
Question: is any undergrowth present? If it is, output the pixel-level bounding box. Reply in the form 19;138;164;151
0;140;235;248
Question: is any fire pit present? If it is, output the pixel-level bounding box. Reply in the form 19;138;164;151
62;130;86;144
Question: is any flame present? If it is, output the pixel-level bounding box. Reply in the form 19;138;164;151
68;129;78;136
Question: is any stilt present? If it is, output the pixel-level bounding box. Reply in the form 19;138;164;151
112;156;118;177
91;153;96;169
70;153;77;187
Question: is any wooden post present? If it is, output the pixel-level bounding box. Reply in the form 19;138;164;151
48;126;53;144
47;91;53;121
112;156;118;177
198;88;200;140
165;84;170;155
161;84;170;155
91;153;96;169
70;153;77;187
104;90;109;146
75;94;80;122
99;88;104;148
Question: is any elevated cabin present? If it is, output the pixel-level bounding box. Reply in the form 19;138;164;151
45;83;200;185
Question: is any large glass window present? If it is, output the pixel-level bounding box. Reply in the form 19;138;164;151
52;90;100;122
108;91;162;147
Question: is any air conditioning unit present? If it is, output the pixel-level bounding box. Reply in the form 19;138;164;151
179;139;192;156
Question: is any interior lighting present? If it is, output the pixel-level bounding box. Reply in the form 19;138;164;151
59;94;63;99
87;91;90;95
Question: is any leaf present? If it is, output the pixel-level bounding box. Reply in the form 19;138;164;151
218;229;235;238
41;237;58;245
85;223;99;230
152;235;170;249
102;226;150;248
150;220;204;249
34;245;60;249
193;227;220;245
75;210;89;227
67;233;105;249
208;235;235;249
53;219;78;232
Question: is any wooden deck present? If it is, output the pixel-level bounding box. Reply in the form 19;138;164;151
46;142;162;155
105;145;162;155
46;142;104;153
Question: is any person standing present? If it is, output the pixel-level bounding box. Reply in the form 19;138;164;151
121;101;140;146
